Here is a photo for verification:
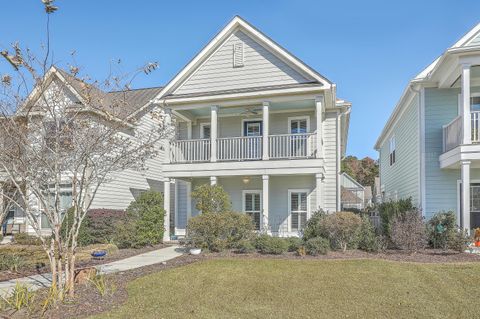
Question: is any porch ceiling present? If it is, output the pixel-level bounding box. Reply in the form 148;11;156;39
451;65;480;88
176;99;315;118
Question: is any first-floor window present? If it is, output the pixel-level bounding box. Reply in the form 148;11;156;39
290;191;308;232
244;191;261;230
41;183;73;229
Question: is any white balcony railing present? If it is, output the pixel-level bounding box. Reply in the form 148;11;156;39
169;133;317;163
443;112;480;153
269;133;316;159
170;138;210;163
217;136;262;161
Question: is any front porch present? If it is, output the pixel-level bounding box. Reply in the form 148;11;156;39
164;173;324;239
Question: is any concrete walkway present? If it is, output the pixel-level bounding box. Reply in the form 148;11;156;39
0;245;183;297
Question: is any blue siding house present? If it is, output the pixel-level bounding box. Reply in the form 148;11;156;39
375;23;480;231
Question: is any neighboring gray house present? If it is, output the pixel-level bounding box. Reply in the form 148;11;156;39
375;22;480;231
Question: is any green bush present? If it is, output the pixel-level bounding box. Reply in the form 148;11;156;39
61;208;94;246
285;237;303;252
13;233;42;245
305;237;329;256
235;240;256;254
254;236;288;255
358;216;385;253
378;198;413;238
321;211;363;251
191;184;231;214
303;210;327;241
427;211;457;250
114;191;165;248
0;254;27;272
187;211;254;252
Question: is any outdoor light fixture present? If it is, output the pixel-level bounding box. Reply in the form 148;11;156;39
242;176;250;184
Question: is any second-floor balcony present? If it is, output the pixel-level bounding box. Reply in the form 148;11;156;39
170;133;316;163
443;111;480;153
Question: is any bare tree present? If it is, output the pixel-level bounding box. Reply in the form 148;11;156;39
0;1;171;298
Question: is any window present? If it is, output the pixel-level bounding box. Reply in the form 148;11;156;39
289;191;308;232
389;136;396;166
243;120;262;137
233;42;244;68
200;124;211;139
472;96;480;112
289;117;309;134
41;183;73;229
243;191;261;230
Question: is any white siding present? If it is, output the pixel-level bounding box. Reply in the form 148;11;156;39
323;112;338;212
174;30;311;95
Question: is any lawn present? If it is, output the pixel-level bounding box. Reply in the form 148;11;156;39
93;258;480;319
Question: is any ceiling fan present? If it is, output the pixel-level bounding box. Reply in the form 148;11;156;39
240;107;262;116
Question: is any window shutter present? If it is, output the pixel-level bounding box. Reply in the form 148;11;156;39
233;43;244;68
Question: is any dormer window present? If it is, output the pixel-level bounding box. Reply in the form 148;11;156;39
233;43;244;68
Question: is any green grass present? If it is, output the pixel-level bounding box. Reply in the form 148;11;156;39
94;259;480;319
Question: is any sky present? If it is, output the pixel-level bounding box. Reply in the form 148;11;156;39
1;0;480;159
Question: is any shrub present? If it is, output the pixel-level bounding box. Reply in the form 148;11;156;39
427;211;457;250
191;184;231;214
235;240;256;254
285;237;303;252
187;211;254;252
449;229;471;252
303;210;327;241
358;216;386;253
113;191;165;248
255;236;288;255
378;197;413;238
13;233;42;246
0;254;27;272
390;209;427;253
1;282;36;311
320;211;363;251
61;208;94;246
305;237;329;256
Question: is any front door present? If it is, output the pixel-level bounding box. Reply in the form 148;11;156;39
243;120;262;159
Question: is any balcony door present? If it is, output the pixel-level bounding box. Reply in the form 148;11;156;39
289;117;309;157
242;120;262;159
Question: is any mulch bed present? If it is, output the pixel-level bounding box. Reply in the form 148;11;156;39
28;248;480;319
0;243;169;282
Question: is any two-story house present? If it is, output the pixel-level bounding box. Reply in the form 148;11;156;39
148;16;351;239
375;23;480;231
1;16;351;239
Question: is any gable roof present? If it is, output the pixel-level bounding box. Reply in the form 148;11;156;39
375;22;480;150
22;66;162;121
148;16;331;106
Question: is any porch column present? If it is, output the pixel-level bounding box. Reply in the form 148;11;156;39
210;105;218;162
262;175;269;232
210;176;217;186
315;96;324;158
461;160;471;232
163;108;172;164
163;179;171;242
462;63;472;145
316;173;324;210
262;101;270;160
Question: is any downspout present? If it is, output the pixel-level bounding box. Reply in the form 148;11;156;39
337;105;351;211
409;83;425;215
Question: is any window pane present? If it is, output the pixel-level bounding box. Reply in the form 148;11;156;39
253;194;260;211
41;214;51;229
300;193;307;211
291;193;299;211
472;97;480;111
245;194;253;211
291;212;299;231
202;126;211;139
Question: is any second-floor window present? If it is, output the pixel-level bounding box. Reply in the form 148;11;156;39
389;136;396;166
200;124;211;139
290;118;308;134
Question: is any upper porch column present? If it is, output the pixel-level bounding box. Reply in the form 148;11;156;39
262;102;270;160
211;105;219;162
462;63;472;145
163;108;172;164
315;96;324;158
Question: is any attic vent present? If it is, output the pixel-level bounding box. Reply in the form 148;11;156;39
233;42;244;68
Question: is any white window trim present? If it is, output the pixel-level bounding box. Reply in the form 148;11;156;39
288;116;310;133
287;189;310;232
242;190;262;229
241;118;263;136
200;123;211;139
389;135;396;166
